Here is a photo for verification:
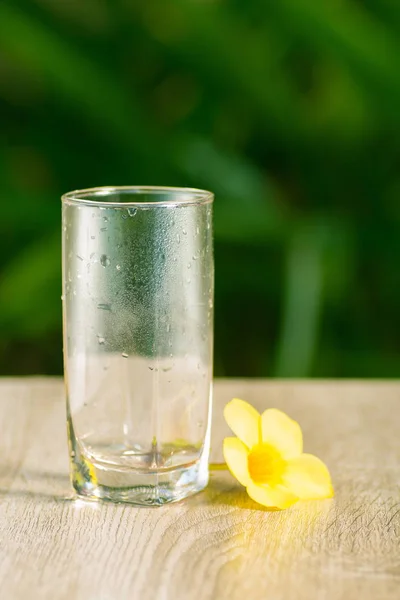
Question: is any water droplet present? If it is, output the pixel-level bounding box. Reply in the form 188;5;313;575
186;278;191;284
103;216;109;222
197;420;203;428
116;264;121;271
166;324;171;333
100;254;111;267
187;263;191;269
121;352;128;358
128;207;137;217
60;295;64;301
76;255;84;261
91;235;95;240
197;363;201;370
63;226;67;232
162;366;172;372
121;213;128;220
97;336;105;345
196;227;200;235
77;273;81;279
100;227;108;232
176;233;180;244
192;255;197;261
97;303;111;311
182;229;187;235
208;298;213;309
148;366;154;371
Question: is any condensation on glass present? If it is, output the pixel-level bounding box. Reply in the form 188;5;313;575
62;186;214;505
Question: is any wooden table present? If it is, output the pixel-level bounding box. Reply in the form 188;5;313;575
1;378;399;599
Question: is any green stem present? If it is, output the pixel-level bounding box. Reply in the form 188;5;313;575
209;462;228;471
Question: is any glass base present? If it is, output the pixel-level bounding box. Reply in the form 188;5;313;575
70;450;209;506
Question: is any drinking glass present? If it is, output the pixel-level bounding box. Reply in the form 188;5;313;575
62;186;214;505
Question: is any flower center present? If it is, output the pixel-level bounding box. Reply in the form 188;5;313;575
248;443;284;485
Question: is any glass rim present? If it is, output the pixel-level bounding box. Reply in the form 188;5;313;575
61;186;214;208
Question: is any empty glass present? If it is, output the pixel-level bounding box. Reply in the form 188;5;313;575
62;187;214;505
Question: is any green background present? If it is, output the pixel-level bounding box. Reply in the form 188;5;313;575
1;0;399;377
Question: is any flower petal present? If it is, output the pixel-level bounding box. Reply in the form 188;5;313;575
246;481;298;509
261;408;303;459
223;437;251;487
282;453;334;500
224;398;260;449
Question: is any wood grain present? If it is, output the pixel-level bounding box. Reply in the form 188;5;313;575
1;378;400;599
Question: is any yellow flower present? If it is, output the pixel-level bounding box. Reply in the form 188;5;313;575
223;398;334;509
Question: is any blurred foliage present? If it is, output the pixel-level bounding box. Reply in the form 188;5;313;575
0;0;399;377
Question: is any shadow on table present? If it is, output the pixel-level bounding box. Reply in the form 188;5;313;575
0;488;73;503
184;472;279;512
0;468;286;511
0;467;73;503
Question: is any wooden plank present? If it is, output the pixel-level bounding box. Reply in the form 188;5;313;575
0;378;400;599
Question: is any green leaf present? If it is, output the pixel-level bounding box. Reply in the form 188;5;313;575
273;224;324;377
266;0;400;123
0;233;61;338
